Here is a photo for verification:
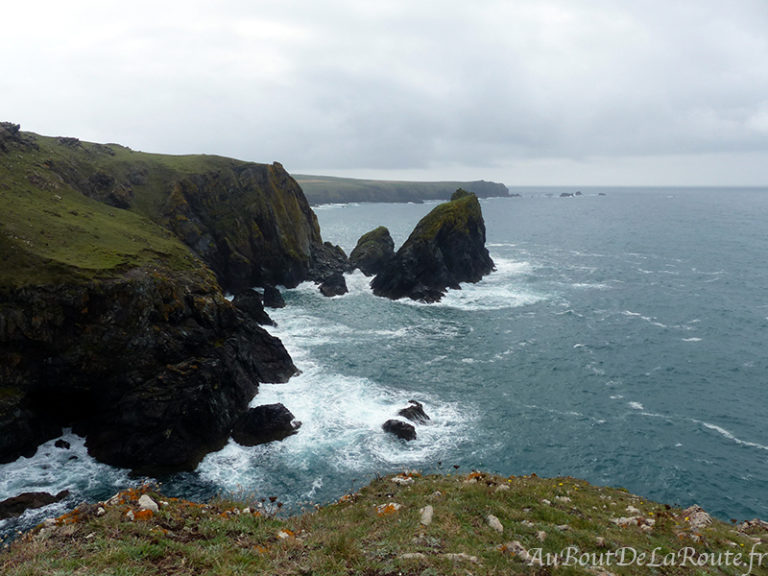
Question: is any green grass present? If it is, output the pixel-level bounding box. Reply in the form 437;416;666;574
3;473;766;575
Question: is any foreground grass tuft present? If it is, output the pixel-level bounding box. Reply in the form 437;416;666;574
2;472;767;575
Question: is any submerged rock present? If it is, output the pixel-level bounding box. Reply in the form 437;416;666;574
318;272;348;297
231;403;301;446
397;400;430;424
349;226;395;276
371;189;494;303
382;419;416;441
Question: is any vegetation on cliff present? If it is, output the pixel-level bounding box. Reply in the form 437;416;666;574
371;190;495;302
295;174;509;205
3;472;765;575
0;123;329;471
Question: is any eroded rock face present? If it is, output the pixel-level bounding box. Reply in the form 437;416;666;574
231;403;301;446
0;269;297;473
371;191;494;302
232;289;275;326
0;490;70;520
349;226;395;276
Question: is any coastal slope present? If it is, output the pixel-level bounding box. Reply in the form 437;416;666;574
0;123;341;471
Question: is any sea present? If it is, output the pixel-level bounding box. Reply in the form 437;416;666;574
3;186;768;540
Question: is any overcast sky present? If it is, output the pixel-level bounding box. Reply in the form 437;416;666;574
3;1;768;185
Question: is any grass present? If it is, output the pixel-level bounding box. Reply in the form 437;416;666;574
3;472;766;575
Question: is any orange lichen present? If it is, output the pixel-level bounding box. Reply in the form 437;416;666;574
376;503;402;516
133;509;154;521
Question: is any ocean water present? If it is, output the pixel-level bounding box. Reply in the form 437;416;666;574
3;187;768;539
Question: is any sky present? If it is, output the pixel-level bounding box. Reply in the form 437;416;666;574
3;0;768;185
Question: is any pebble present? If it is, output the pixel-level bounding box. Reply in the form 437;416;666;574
138;495;159;513
486;514;504;534
420;505;434;526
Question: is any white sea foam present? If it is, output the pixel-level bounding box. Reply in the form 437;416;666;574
682;337;703;342
694;421;768;451
628;401;644;410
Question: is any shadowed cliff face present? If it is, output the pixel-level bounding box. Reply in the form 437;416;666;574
162;162;326;291
0;125;324;472
371;191;494;302
0;270;297;472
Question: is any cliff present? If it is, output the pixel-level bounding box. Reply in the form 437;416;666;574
371;190;495;302
0;123;342;471
2;472;764;575
294;174;510;205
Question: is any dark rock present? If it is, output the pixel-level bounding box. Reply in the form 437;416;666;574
0;490;70;520
574;191;583;196
54;439;71;450
371;190;494;303
560;192;574;198
598;192;607;196
0;271;297;473
231;403;301;446
263;285;285;308
349;226;395;276
382;419;417;441
310;242;350;280
319;272;348;297
232;289;275;326
398;400;430;424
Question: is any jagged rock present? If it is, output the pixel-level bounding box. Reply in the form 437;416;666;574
318;272;348;297
371;190;494;302
231;403;301;446
0;490;70;520
397;400;430;424
382;419;416;441
263;285;285;308
349;226;395;276
310;241;350;280
0;272;297;473
232;289;275;326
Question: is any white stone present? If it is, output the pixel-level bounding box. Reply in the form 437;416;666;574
96;507;106;517
138;494;159;513
420;505;434;526
391;476;414;486
486;514;504;533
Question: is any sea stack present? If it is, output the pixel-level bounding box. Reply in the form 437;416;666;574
371;189;494;303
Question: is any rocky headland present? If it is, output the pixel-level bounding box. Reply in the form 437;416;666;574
370;189;495;302
0;123;348;473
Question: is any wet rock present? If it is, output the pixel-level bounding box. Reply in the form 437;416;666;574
397;400;430;424
232;289;275;326
231;403;301;446
0;490;70;520
349;226;395;276
54;439;71;450
318;272;348;297
262;285;285;308
382;419;416;441
371;190;494;303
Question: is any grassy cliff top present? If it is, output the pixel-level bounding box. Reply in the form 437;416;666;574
0;130;231;286
3;472;765;575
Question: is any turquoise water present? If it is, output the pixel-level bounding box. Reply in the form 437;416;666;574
3;187;768;538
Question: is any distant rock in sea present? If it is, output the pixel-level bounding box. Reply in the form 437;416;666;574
349;226;395;276
370;189;494;303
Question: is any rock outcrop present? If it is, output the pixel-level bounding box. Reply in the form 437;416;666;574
349;226;395;276
382;419;417;441
398;400;430;424
0;490;70;520
232;289;275;326
231;403;301;446
371;190;494;302
318;272;348;297
0;270;297;472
